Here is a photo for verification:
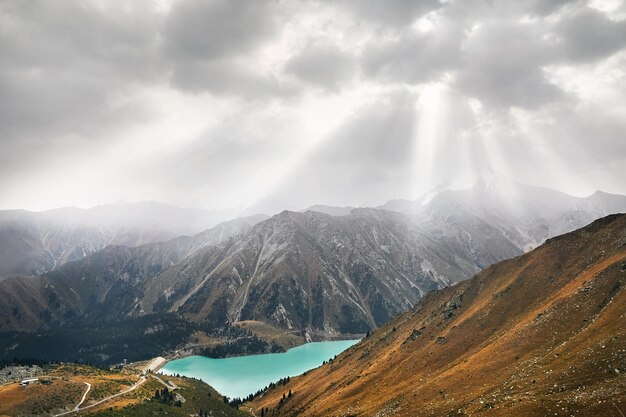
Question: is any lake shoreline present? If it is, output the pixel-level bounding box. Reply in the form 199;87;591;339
159;339;361;399
168;332;365;362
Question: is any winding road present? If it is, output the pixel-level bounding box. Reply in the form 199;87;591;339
52;356;169;416
75;382;92;410
53;376;147;416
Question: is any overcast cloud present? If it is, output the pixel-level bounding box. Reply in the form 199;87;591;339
0;0;625;212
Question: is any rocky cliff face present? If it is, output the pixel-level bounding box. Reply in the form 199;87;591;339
142;209;520;336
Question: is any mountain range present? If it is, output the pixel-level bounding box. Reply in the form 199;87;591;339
250;213;626;416
1;178;625;363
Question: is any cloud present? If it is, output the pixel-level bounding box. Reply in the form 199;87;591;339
362;22;463;84
285;43;357;91
249;89;421;211
169;59;297;98
555;8;626;62
0;0;160;171
339;0;442;26
0;0;625;210
161;0;279;62
528;0;581;16
454;20;566;109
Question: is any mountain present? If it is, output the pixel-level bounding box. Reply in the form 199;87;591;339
0;214;267;332
302;205;356;216
0;209;519;336
249;213;626;416
0;202;237;279
1;182;625;364
142;209;520;336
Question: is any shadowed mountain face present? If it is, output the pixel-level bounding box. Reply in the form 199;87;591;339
250;214;626;417
0;202;235;279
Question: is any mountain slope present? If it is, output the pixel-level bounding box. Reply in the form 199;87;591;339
0;214;266;332
141;208;520;336
0;209;520;336
250;213;626;416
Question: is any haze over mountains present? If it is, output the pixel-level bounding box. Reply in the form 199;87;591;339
1;178;625;348
0;202;235;279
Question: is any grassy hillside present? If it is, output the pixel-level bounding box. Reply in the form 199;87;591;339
89;376;246;417
0;362;246;417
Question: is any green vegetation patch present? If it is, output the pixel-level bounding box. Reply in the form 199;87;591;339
91;376;246;417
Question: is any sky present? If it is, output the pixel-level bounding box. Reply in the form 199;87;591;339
1;0;625;213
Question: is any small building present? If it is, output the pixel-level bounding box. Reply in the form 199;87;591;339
20;378;38;386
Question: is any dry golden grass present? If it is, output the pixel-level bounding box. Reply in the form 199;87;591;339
0;379;84;416
0;363;148;416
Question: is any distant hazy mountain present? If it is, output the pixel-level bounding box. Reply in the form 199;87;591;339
302;205;356;216
0;202;237;278
382;176;626;252
143;209;520;336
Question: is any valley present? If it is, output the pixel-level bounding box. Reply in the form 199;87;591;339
0;194;624;416
3;1;624;414
4;211;623;417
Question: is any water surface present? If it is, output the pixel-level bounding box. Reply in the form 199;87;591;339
160;339;360;399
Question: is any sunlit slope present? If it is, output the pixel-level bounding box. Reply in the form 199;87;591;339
251;213;626;416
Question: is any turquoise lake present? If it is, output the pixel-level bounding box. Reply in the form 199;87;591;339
159;339;360;399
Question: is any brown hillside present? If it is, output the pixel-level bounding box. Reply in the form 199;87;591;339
250;214;626;417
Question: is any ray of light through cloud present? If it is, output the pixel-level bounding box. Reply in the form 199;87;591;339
0;0;624;212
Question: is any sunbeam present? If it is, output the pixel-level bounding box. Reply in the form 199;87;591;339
412;82;448;200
